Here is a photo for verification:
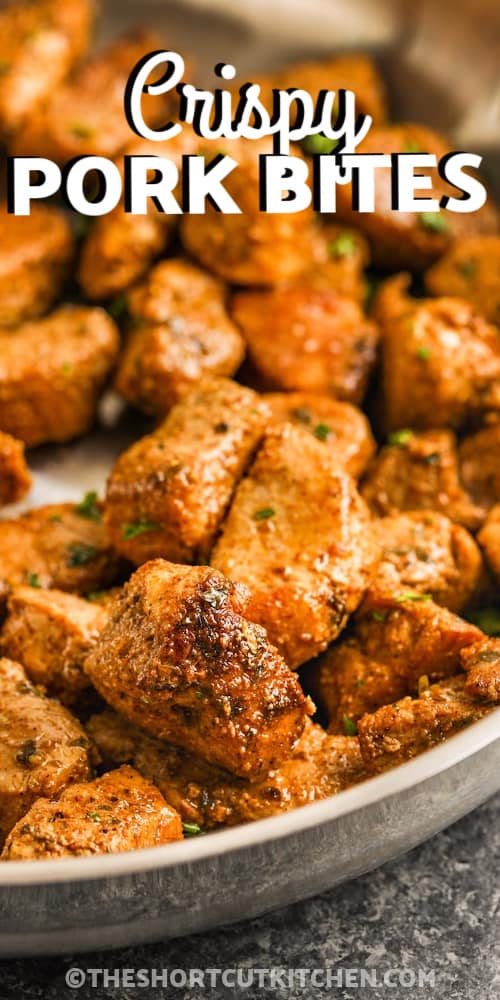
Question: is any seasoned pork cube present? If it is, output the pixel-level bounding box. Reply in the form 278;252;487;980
264;392;375;478
232;286;378;405
370;511;484;612
1;765;182;860
105;380;269;565
114;260;244;416
376;275;500;432
212;424;379;667
361;429;484;531
426;236;500;325
357;676;493;774
477;505;500;582
289;223;370;302
0;501;123;609
1;586;107;704
77;128;199;300
12;30;172;162
181;139;318;286
0;431;31;507
462;639;500;701
335;124;498;271
458;424;500;515
0;658;92;843
0;305;119;446
0;205;74;328
84;560;312;778
0;0;94;135
87;713;365;830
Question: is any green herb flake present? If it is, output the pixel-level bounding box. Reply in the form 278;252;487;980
67;543;98;567
387;429;414;447
329;232;356;258
87;590;106;602
355;678;365;688
60;362;73;375
253;507;276;521
313;423;331;442
342;715;358;736
70;122;94;140
76;491;102;522
467;607;500;636
424;451;440;466
403;139;423;153
122;520;160;540
416;345;431;361
48;514;62;523
419;212;449;234
291;407;312;424
302;133;338;155
372;610;387;623
26;572;41;589
182;821;203;837
458;259;477;279
86;811;101;823
395;592;433;603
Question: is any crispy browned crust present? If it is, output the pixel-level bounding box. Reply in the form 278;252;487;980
0;431;31;507
84;559;313;778
426;236;500;325
0;205;74;328
458;424;500;515
461;639;500;702
1;765;182;860
477;504;500;581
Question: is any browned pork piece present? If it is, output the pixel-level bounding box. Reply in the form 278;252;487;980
181;138;319;286
0;431;31;507
458;423;500;516
105;379;269;565
211;423;379;668
1;586;107;704
0;0;94;136
426;236;500;325
264;392;376;478
335;124;498;271
369;511;484;612
357;675;494;774
1;765;182;860
232;286;378;405
12;30;172;162
477;505;500;582
308;594;482;733
0;500;123;610
361;430;484;532
0;305;119;446
84;559;313;778
461;639;500;701
375;275;500;432
293;225;370;303
0;205;74;328
87;713;365;830
0;658;92;844
114;260;245;416
77;127;199;300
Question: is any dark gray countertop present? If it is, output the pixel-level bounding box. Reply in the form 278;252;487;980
1;792;499;1000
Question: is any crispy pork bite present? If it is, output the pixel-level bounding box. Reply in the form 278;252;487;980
232;286;378;405
0;0;94;136
84;559;312;778
264;392;376;478
458;423;500;516
181;139;318;286
87;713;365;830
361;429;484;531
0;205;74;328
12;30;172;162
0;305;119;446
461;639;500;702
1;586;107;705
0;658;92;844
0;501;123;610
114;260;245;416
357;675;494;774
426;236;500;325
212;423;379;668
370;511;484;612
105;379;269;565
375;275;500;432
1;765;182;860
292;224;370;302
335;124;498;271
0;431;31;507
77;128;199;301
477;505;500;582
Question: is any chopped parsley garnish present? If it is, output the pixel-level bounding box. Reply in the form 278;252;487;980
253;507;276;521
67;543;98;567
355;678;365;688
122;520;160;540
25;572;41;588
424;452;440;465
387;429;414;447
48;514;62;523
395;592;432;603
313;423;331;441
60;362;73;375
329;232;356;258
291;407;312;424
70;123;94;140
458;259;477;279
76;491;102;522
416;346;431;361
467;607;500;636
302;133;338;155
372;610;387;623
87;590;106;602
342;715;358;736
403;139;423;153
182;821;203;837
419;212;449;234
86;811;101;823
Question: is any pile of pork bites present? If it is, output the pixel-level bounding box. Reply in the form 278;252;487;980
1;0;500;863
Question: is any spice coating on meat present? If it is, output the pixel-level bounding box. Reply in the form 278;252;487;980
477;505;500;582
0;431;31;507
0;205;74;328
461;639;500;702
426;236;500;326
